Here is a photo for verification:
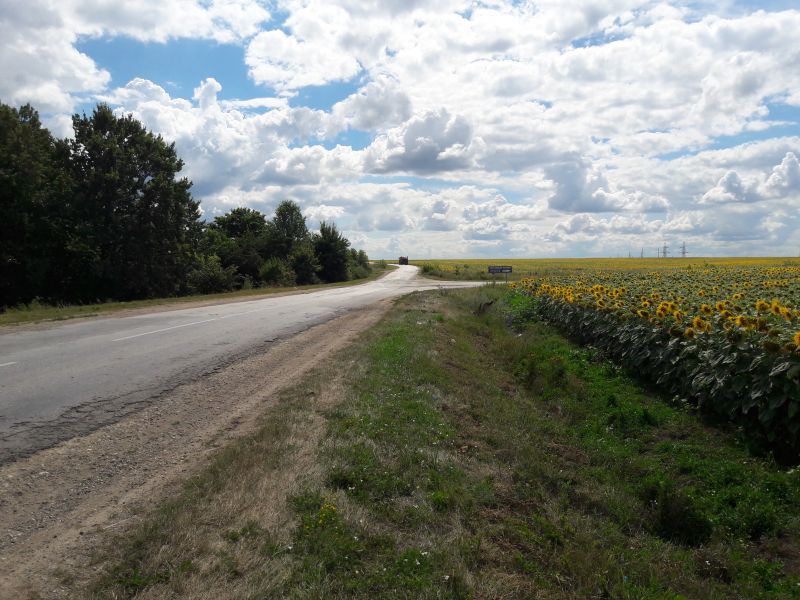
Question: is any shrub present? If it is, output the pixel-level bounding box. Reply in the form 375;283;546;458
259;257;296;286
187;255;237;294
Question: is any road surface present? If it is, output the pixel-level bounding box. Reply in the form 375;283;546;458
0;266;477;463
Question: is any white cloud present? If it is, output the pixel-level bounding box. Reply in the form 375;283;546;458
364;109;484;174
0;0;270;117
4;0;800;256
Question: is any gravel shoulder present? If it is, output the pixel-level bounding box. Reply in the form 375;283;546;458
0;299;393;598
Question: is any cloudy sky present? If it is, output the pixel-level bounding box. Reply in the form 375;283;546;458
3;0;800;258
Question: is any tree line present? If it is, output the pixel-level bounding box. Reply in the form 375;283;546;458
0;102;371;309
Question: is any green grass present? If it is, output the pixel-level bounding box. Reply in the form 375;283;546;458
0;266;389;327
82;287;800;598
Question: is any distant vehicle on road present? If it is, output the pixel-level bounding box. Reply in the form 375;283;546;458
399;256;409;265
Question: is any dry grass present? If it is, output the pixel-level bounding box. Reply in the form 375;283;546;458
86;359;363;600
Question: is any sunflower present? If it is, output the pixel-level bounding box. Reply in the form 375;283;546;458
700;304;713;315
755;299;770;312
794;331;800;346
684;327;696;339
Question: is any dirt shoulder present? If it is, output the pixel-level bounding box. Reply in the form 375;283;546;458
0;299;393;598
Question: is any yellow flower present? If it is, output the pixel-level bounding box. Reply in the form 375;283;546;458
755;299;770;312
700;304;713;315
794;331;800;346
684;327;696;339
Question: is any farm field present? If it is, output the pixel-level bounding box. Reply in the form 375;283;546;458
501;259;800;460
414;256;800;281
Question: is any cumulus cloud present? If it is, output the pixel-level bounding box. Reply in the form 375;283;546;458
304;204;346;223
364;109;484;174
701;151;800;204
245;27;362;91
332;78;412;131
0;0;270;117
545;155;669;213
4;0;800;256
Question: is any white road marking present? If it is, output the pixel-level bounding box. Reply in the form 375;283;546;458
0;361;17;368
112;318;219;342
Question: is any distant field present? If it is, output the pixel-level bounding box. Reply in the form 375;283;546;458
413;256;800;280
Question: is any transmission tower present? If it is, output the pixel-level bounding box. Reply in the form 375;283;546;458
662;242;669;258
680;241;687;258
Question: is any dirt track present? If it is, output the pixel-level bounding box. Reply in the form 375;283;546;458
0;300;392;598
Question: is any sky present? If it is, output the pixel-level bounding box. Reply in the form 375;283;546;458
2;0;800;259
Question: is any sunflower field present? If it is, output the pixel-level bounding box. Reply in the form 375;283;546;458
509;263;800;459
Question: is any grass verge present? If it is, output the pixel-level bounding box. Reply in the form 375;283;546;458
0;267;389;327
82;287;800;599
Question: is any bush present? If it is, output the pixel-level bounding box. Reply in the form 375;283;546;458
259;257;296;286
187;255;237;294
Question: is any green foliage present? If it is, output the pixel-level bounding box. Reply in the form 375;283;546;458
259;257;296;286
0;100;371;309
209;207;267;239
261;199;310;260
289;240;320;285
0;103;74;307
67;104;201;301
187;255;237;294
520;291;800;461
313;221;351;283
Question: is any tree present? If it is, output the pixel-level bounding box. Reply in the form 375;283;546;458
290;240;320;285
265;200;309;259
313;221;351;283
0;103;73;307
67;104;201;300
210;207;267;239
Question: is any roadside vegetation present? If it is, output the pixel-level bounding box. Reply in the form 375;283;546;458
0;102;371;313
82;287;800;599
0;264;390;327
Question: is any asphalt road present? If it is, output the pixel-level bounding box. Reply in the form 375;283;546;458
0;266;480;463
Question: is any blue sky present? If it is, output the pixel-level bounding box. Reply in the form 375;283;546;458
3;1;800;257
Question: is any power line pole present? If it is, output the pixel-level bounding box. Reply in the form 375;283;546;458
680;241;687;258
640;248;644;259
